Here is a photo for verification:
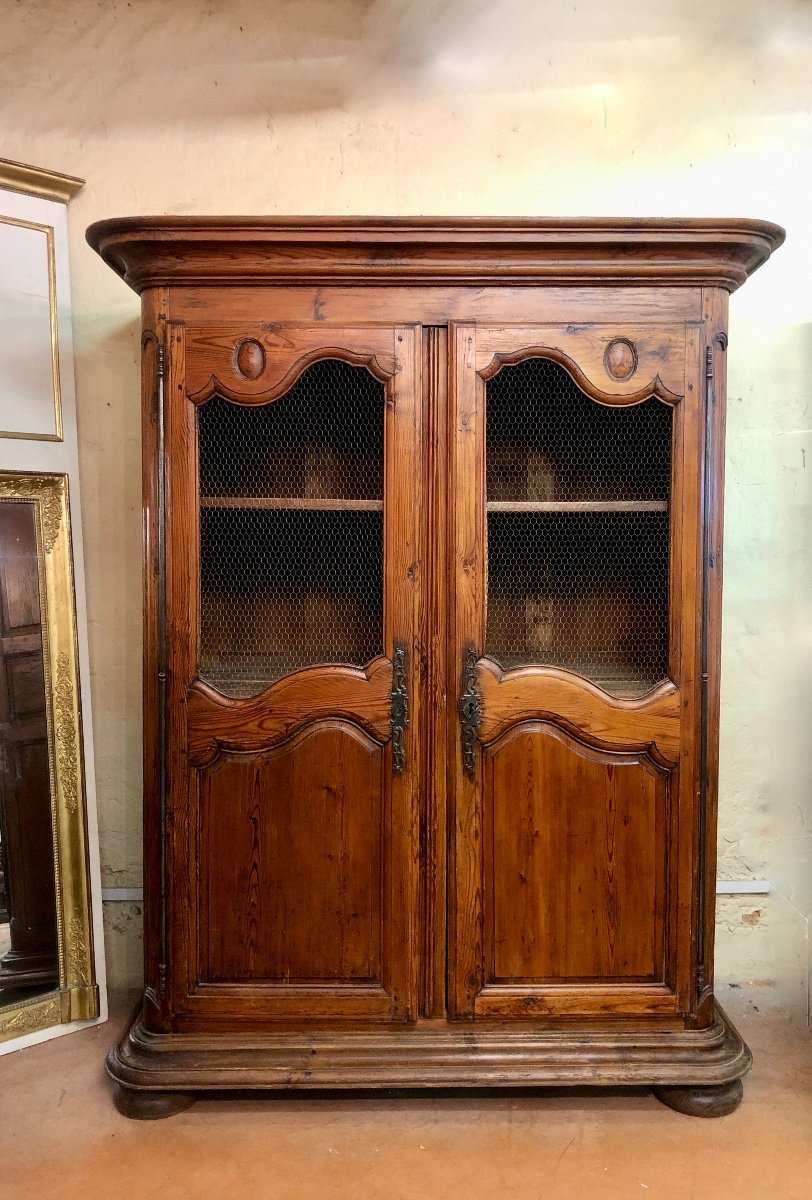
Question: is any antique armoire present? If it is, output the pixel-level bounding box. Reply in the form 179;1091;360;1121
87;217;783;1119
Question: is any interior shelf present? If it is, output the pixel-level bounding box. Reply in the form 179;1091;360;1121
484;508;670;698
486;500;668;513
201;497;383;511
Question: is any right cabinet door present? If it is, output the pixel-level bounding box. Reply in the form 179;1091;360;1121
448;322;702;1020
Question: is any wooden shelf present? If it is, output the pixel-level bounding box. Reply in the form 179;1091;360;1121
201;497;383;511
486;500;668;513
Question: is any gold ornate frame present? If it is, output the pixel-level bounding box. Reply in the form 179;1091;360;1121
0;471;98;1041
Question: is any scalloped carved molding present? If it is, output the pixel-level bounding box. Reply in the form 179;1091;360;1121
197;714;382;773
186;337;399;406
479;344;682;407
476;658;681;766
187;656;392;767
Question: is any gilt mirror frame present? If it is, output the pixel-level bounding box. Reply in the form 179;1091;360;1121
0;470;98;1041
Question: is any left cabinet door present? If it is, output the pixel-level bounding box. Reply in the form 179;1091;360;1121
159;322;422;1028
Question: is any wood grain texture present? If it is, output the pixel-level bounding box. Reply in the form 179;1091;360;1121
185;324;400;405
162;321;422;1027
420;325;449;1017
139;296;167;1030
477;661;681;764
187;658;392;767
486;500;668;512
694;288;731;1024
447;323;486;1017
199;723;384;985
447;319;688;1021
85;217;783;1104
86;217;785;293
484;721;668;984
107;1001;752;1091
475;324;685;404
171;285;705;328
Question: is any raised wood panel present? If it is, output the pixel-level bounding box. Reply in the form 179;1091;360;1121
199;722;384;984
483;722;668;984
6;653;46;720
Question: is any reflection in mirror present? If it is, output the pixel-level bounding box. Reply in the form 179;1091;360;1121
0;499;59;1005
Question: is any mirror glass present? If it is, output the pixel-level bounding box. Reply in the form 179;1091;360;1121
0;498;59;1006
0;218;60;440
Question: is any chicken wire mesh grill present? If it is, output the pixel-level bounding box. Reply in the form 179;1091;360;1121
198;360;385;697
486;512;670;695
486;357;672;503
485;356;673;697
199;359;384;501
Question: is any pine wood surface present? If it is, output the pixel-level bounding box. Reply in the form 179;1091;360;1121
88;217;784;1110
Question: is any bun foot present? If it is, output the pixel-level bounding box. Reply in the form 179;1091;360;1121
111;1080;195;1120
653;1078;744;1118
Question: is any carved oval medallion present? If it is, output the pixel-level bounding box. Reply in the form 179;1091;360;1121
234;338;266;380
604;338;638;382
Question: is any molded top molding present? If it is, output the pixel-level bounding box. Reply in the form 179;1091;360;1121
86;216;785;293
0;157;84;203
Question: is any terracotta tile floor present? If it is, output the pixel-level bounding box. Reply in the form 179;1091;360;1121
1;995;810;1200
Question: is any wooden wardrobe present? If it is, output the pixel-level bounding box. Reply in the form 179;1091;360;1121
87;217;783;1119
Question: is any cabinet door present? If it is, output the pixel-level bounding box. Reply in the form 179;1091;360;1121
163;323;422;1026
448;323;700;1020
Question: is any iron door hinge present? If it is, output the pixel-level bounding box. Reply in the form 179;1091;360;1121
391;643;408;774
459;646;482;778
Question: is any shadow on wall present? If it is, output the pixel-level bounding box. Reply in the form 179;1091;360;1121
1;0;810;131
717;314;812;1026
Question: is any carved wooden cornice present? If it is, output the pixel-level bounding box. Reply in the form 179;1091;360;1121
86;216;785;294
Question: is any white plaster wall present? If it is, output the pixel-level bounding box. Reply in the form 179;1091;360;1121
0;0;809;1015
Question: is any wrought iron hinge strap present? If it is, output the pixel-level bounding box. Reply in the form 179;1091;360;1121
391;643;408;774
459;646;482;778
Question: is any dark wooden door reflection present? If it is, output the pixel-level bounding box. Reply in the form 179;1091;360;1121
0;500;59;999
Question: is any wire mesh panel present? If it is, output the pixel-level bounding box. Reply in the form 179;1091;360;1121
485;356;673;696
486;357;672;504
198;359;385;697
